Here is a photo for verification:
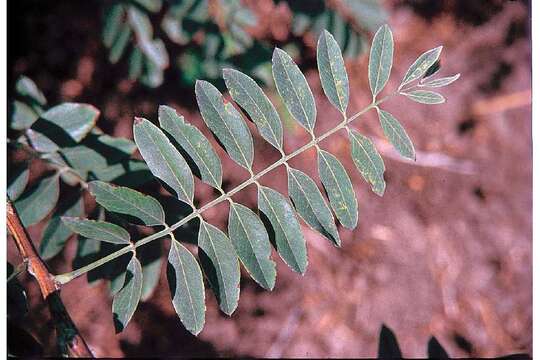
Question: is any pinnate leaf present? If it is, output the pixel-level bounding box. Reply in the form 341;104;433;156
89;181;165;226
258;186;307;274
228;202;276;290
317;30;349;114
402;90;445;104
349;130;386;196
223;68;283;150
112;255;143;333
399;46;443;89
368;24;393;98
167;239;205;335
287;168;341;246
14;174;60;227
317;149;358;229
62;217;131;244
195;80;254;170
134;117;194;204
377;109;415;160
272;48;317;132
159;105;222;190
198;221;240;315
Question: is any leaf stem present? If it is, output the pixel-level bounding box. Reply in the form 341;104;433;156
55;95;390;285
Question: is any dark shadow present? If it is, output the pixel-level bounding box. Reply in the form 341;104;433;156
427;336;449;359
378;324;402;359
7;319;43;357
452;332;474;355
29;117;78;149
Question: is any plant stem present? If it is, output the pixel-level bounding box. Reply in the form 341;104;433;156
55;95;391;285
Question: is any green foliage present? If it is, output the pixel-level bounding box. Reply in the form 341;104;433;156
8;24;461;336
101;0;389;88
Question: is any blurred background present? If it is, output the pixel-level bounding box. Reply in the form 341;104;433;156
7;0;531;357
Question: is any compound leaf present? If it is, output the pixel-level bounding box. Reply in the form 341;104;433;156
14;174;60;227
134;117;194;204
228;202;276;290
287;167;340;246
89;181;165;226
112;255;143;333
167;239;205;335
195;80;254;170
272;48;317;132
402;90;445;104
198;221;240;315
377;109;415;160
349;130;386;196
258;186;307;274
61;218;131;245
159;105;222;190
399;46;443;89
317;149;358;229
368;24;393;98
223;68;283;150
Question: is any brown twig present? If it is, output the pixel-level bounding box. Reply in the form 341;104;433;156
7;199;94;357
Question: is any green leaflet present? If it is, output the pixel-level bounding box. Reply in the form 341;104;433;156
228;202;276;290
167;239;205;335
223;68;283;150
368;24;393;98
257;186;307;274
287;168;341;246
133;117;194;204
93;159;153;188
272;48;317;132
8;166;29;201
27;103;100;153
402;90;445;104
89;181;165;226
349;130;386;196
11;101;39;130
158;105;222;190
109;23;132;64
317;149;358;229
377;109;415;160
195;80;254;170
317;30;349;114
14;174;60;227
112;255;143;333
40;196;84;260
103;3;124;48
61;218;131;245
420;73;460;88
399;46;443;89
198;221;240;315
132;0;162;13
15;76;47;106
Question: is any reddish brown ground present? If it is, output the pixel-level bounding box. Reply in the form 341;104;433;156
8;0;531;357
